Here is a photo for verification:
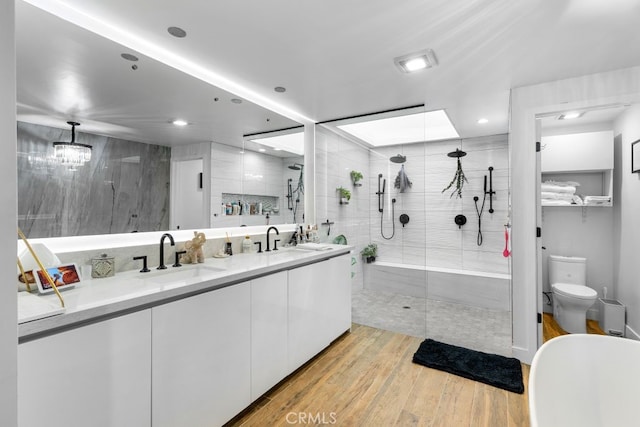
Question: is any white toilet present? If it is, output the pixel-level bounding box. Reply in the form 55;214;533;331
549;255;597;334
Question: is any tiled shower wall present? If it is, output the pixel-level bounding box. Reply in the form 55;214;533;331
315;127;510;282
315;126;371;291
369;134;510;275
17;121;170;238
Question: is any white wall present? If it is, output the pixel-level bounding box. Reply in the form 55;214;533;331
511;66;640;363
613;103;640;339
0;1;17;424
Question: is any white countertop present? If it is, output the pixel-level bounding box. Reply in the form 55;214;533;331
18;244;353;341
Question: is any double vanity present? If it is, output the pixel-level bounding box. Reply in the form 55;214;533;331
18;241;353;427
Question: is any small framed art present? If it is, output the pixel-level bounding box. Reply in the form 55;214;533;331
34;263;81;294
632;139;640;173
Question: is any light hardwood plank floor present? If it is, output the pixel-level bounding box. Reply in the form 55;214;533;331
227;324;530;427
543;313;605;342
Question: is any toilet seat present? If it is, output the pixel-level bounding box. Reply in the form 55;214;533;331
552;283;597;300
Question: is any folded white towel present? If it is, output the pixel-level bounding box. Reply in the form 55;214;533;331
541;191;574;201
541;199;574;206
583;196;611;205
541;183;577;194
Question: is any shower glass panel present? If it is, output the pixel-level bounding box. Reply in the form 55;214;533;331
316;107;512;357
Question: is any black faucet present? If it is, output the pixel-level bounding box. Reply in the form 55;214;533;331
265;226;279;252
158;233;175;269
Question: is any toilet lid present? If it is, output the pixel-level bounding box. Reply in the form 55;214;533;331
552;283;597;300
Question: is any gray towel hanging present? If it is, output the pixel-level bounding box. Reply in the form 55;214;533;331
394;164;412;193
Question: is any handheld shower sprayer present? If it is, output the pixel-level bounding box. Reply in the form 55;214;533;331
376;173;386;212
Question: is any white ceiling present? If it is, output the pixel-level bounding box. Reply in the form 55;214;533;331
16;0;640;148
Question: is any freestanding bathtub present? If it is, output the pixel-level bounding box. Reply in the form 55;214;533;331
529;334;640;427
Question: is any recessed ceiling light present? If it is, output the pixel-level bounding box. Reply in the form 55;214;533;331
274;86;286;93
258;148;266;152
120;53;139;62
231;98;243;104
167;26;187;38
394;49;438;73
477;118;489;124
558;111;583;120
172;119;188;126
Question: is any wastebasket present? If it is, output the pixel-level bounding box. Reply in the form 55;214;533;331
598;298;625;337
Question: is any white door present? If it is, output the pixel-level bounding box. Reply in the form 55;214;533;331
171;158;205;230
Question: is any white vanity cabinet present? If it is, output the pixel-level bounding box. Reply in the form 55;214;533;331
18;310;152;427
17;249;353;427
151;282;251;427
250;271;288;400
288;254;351;371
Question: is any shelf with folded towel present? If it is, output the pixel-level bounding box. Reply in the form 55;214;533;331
541;170;613;207
540;130;613;207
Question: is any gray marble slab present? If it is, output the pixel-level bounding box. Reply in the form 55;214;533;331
18;121;170;238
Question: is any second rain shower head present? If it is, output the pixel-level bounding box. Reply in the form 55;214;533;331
288;163;304;170
390;154;406;164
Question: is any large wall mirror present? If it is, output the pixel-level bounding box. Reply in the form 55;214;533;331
16;1;303;238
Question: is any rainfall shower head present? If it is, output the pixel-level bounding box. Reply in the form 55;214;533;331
390;154;406;164
288;163;304;170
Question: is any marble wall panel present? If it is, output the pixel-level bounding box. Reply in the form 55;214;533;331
18;122;170;238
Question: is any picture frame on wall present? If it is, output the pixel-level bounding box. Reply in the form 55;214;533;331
633;139;640;173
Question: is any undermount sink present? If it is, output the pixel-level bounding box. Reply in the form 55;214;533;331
136;265;226;285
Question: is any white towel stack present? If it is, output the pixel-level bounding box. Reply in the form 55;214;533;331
541;181;582;206
583;196;611;206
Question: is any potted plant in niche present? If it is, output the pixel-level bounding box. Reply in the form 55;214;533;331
360;243;377;263
337;186;351;204
350;170;364;186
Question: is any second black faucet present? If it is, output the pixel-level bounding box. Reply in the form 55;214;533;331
158;233;175;269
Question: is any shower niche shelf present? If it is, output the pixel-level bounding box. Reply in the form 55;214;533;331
221;193;280;216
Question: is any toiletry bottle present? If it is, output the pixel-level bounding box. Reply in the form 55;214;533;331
242;235;253;253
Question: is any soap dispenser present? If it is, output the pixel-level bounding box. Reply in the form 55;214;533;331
242;235;253;253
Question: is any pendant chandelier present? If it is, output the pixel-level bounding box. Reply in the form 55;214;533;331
52;121;92;166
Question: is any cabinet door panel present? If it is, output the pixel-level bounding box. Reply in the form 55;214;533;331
288;255;351;371
18;310;152;427
251;271;288;400
152;283;251;427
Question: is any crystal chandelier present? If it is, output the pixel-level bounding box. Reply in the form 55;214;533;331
52;121;92;166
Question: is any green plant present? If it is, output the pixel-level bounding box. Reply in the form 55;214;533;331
350;170;363;184
360;243;377;258
336;186;351;201
442;157;468;198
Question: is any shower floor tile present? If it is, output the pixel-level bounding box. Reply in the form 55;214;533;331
352;288;512;357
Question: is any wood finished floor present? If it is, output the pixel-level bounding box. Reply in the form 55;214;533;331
227;324;530;427
542;313;605;342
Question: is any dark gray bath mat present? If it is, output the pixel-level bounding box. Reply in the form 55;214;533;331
412;339;524;394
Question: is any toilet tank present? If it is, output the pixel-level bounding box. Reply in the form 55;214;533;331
549;255;586;285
